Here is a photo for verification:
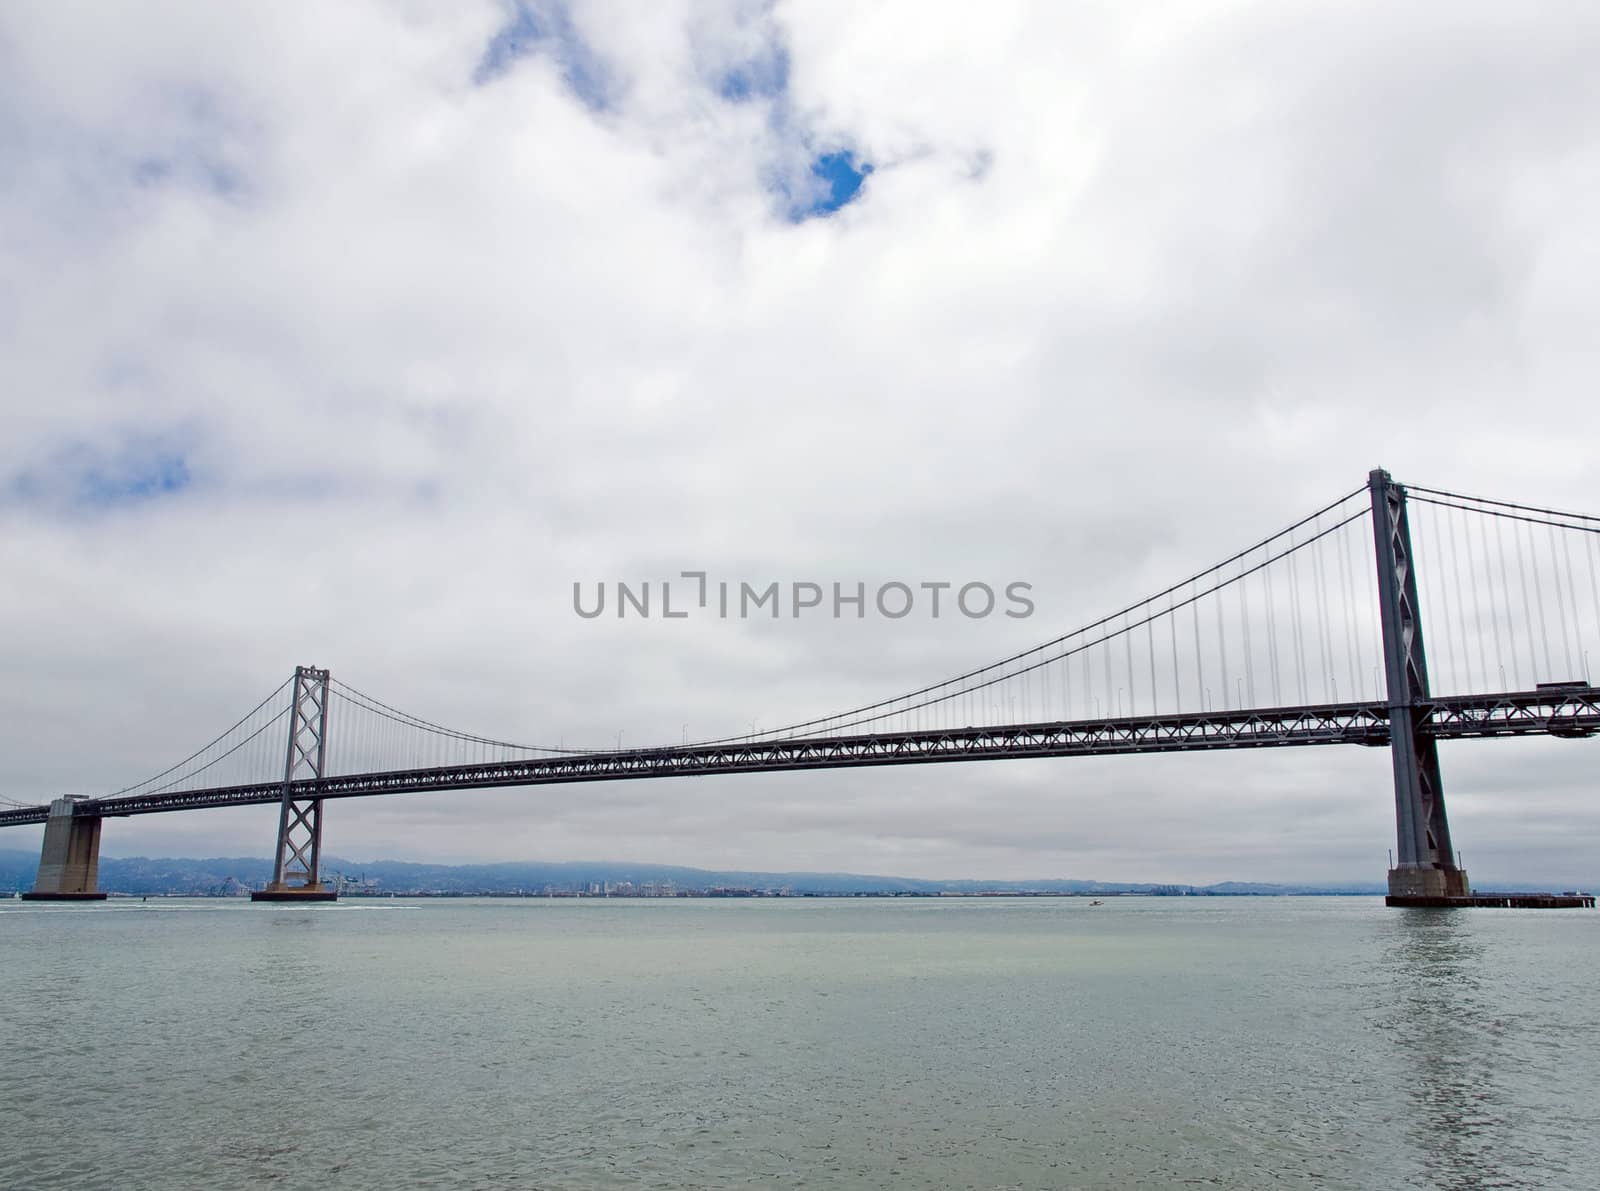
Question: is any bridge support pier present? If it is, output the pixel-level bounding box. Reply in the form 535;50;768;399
22;797;107;900
1387;865;1470;900
252;666;338;903
1370;469;1471;906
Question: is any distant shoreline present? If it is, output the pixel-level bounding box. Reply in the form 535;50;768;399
6;848;1590;899
314;889;1381;899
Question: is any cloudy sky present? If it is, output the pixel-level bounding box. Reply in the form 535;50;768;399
2;0;1597;884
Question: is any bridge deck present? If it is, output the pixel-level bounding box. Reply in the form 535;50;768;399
0;688;1593;827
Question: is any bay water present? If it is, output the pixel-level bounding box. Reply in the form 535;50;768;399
2;896;1596;1189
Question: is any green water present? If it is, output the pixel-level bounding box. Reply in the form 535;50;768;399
2;896;1596;1189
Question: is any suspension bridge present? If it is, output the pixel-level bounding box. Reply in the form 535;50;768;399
3;469;1597;906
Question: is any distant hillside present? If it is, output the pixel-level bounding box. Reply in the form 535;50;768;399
0;848;1400;897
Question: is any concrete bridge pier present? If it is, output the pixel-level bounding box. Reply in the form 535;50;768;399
1387;862;1471;900
22;797;107;900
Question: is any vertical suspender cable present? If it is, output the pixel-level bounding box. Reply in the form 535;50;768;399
1585;529;1600;684
1475;510;1507;689
1103;630;1113;719
323;698;336;777
1169;593;1181;714
1338;519;1360;703
1147;614;1158;717
1461;507;1490;691
1239;555;1256;707
1310;522;1333;702
1412;503;1441;688
1215;581;1230;709
1286;530;1308;704
1063;637;1072;720
1444;501;1472;693
1520;515;1553;680
1550;521;1578;678
1264;555;1282;706
1083;638;1092;720
1495;516;1524;688
246;710;258;785
1125;612;1136;716
1420;503;1457;691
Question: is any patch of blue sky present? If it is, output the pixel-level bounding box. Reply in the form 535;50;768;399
473;1;608;111
787;150;873;221
717;44;789;102
6;441;193;513
78;454;192;506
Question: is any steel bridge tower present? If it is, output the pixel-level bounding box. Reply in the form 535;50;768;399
1369;469;1470;902
251;665;337;902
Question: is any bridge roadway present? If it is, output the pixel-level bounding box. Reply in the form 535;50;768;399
1;687;1594;828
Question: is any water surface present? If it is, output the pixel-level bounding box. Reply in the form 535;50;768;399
2;896;1596;1188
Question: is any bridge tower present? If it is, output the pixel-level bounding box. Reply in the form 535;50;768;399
251;665;337;902
1369;469;1470;903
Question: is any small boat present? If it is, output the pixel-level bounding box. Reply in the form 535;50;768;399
1089;899;1104;907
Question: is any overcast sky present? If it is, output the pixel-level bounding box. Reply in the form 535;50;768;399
2;1;1597;885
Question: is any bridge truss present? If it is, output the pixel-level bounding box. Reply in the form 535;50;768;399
0;687;1592;829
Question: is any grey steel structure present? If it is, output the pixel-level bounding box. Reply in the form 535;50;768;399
0;688;1592;830
1;471;1595;902
251;665;335;901
1368;469;1469;900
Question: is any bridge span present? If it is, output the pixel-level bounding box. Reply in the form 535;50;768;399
1;689;1594;829
4;469;1597;905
